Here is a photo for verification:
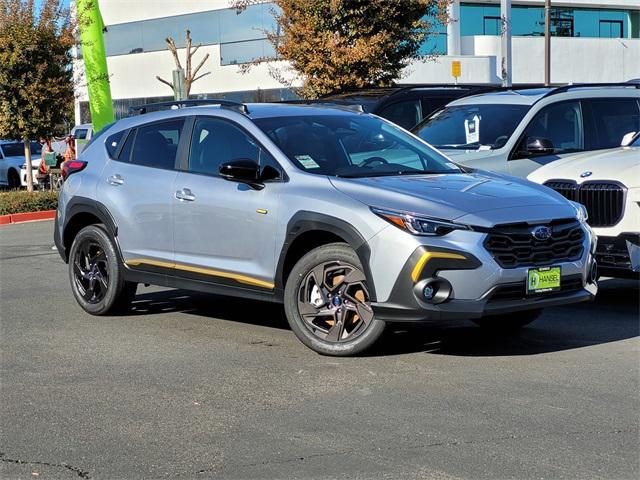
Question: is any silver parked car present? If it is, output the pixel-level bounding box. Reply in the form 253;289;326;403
54;100;597;356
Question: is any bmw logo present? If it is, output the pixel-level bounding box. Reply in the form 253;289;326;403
580;171;592;178
531;226;552;241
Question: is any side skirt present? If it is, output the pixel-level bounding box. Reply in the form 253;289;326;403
122;266;282;304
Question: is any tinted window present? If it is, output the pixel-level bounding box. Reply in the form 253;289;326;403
117;130;135;162
378;100;422;130
189;118;259;176
415;104;530;150
255;115;459;178
105;130;126;159
74;128;88;140
131;119;184;169
586;98;640;149
1;142;41;157
522;101;583;154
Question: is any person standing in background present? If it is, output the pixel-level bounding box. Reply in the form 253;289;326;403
62;135;76;164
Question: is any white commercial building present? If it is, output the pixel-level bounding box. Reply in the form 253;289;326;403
74;0;640;124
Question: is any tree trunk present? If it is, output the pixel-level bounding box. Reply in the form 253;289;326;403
23;140;34;192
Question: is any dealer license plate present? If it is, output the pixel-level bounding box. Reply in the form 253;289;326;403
527;266;561;294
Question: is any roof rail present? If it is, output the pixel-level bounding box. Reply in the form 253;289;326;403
538;82;640;101
128;99;249;116
278;99;365;113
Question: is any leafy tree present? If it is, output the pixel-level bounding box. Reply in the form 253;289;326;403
233;0;449;98
0;0;74;191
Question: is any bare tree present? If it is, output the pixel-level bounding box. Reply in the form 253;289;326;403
156;30;210;98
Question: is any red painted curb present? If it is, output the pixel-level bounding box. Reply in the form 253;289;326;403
1;210;56;225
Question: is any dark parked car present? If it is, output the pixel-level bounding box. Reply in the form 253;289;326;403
286;85;498;130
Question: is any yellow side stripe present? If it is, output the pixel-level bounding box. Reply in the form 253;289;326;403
411;252;467;282
126;258;275;289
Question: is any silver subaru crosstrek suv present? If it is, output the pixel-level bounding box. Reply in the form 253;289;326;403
55;100;598;356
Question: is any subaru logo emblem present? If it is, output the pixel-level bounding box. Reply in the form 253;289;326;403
580;171;592;178
531;226;552;241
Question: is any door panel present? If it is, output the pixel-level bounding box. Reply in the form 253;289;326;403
172;116;282;289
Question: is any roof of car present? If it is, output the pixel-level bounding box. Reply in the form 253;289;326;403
449;85;640;107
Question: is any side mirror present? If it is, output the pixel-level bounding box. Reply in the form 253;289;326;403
621;131;637;147
525;137;555;156
219;159;260;184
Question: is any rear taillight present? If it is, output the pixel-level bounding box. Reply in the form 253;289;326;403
61;160;87;180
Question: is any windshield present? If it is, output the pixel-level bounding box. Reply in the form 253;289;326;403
1;142;42;157
254;115;460;178
413;104;530;150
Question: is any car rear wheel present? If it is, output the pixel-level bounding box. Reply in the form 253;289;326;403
472;308;543;330
284;243;385;356
68;224;137;315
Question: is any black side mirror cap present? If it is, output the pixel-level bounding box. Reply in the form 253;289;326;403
525;137;555;156
219;159;260;183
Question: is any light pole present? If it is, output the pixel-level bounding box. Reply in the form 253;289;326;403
500;0;512;87
544;0;551;86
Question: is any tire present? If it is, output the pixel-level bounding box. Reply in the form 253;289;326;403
68;224;137;315
472;308;543;331
7;169;20;189
284;242;385;356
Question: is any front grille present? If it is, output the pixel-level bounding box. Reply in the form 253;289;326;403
484;219;584;268
544;180;625;227
488;274;583;303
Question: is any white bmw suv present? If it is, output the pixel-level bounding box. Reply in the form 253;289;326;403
528;133;640;279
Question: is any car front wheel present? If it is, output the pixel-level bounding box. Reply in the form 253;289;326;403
68;224;137;315
284;243;385;356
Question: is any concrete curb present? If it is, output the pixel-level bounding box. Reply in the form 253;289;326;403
0;210;56;225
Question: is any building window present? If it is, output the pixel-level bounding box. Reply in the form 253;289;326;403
599;20;624;38
551;9;574;37
483;16;501;35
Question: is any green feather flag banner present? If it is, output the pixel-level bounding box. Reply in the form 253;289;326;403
77;0;114;132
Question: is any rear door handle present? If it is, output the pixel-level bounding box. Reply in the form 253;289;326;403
175;188;196;202
107;174;124;186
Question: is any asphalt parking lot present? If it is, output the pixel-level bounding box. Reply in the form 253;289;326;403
1;220;638;479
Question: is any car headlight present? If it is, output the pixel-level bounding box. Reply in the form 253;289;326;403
570;201;588;224
371;207;470;236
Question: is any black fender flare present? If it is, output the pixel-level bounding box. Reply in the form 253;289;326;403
275;211;377;301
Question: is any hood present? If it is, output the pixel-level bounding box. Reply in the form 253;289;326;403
330;171;576;227
528;147;640;188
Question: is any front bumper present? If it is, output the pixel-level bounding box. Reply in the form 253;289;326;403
368;224;597;323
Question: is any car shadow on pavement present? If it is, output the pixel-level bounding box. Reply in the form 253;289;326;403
371;277;639;357
126;278;638;357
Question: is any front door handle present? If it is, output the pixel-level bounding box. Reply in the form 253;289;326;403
175;188;196;202
107;174;124;186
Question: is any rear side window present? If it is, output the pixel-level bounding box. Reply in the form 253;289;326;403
105;130;126;159
74;128;88;140
378;100;422;130
130;119;184;169
584;98;640;149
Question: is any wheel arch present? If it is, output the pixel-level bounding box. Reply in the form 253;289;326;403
60;198;119;262
275;211;377;302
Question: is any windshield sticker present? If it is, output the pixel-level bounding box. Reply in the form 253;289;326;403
296;155;320;169
464;115;480;145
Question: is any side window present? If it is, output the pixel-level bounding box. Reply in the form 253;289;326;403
421;97;455;121
117;130;135;162
584;98;640;149
521;101;583;155
188;117;259;176
74;129;88;140
378;100;422;130
130;119;184;169
105;130;126;159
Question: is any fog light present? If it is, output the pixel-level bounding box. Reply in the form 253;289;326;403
423;285;436;301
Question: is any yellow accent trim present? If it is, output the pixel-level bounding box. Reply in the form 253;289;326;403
256;209;268;215
126;259;275;289
411;251;466;282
